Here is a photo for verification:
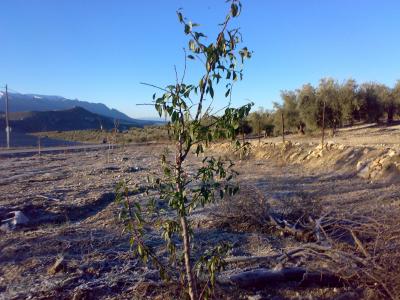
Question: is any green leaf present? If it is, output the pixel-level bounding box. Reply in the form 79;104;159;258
177;11;183;23
184;21;192;34
233;71;238;81
225;89;230;98
199;78;204;92
231;3;239;17
155;104;162;117
195;144;204;156
171;111;178;122
184;24;190;34
189;40;196;51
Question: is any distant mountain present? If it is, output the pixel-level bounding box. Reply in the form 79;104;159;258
0;106;151;133
0;91;136;122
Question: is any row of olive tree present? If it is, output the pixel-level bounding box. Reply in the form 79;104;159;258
246;78;400;136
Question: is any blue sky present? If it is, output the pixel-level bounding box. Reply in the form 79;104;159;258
1;0;399;119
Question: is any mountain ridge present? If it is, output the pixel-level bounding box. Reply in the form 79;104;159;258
0;106;153;133
0;91;137;122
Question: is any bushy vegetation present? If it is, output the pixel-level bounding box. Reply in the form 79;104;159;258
34;125;169;144
246;79;400;137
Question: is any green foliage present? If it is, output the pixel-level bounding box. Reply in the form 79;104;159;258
260;78;400;137
338;79;359;125
273;91;303;135
36;126;170;144
247;108;274;137
393;81;400;118
317;78;341;130
359;82;384;123
298;83;318;130
195;242;231;298
117;1;252;299
376;83;396;124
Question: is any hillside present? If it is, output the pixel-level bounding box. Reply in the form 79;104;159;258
0;107;148;133
0;91;145;123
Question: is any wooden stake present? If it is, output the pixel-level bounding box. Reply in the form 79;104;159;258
281;112;285;143
321;100;326;148
38;136;41;157
242;123;245;144
5;85;10;149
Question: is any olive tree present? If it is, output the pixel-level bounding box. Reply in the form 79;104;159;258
339;79;359;126
376;84;395;124
317;78;341;133
359;82;383;123
116;1;252;299
298;83;318;131
247;108;271;140
393;80;400;119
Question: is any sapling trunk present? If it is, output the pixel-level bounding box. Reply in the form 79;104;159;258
176;134;197;299
180;215;196;299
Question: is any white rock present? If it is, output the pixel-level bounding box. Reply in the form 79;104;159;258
388;150;396;157
247;295;263;300
1;211;29;231
358;165;370;179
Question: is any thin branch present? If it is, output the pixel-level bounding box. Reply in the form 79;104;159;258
195;54;206;67
181;48;188;84
140;82;170;93
174;65;179;85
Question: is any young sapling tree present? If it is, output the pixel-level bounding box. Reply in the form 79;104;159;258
116;1;252;299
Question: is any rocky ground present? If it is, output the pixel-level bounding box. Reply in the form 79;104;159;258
268;122;400;150
0;137;399;299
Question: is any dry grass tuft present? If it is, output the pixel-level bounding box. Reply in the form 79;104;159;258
210;185;270;232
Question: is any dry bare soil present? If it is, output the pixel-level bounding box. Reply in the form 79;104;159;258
1;125;400;299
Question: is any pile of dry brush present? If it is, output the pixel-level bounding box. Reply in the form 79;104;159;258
211;185;400;299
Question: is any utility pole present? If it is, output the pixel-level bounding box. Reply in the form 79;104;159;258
38;136;41;157
5;85;10;149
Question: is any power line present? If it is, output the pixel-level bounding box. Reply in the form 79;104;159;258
1;86;20;94
0;84;23;94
